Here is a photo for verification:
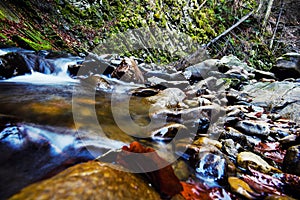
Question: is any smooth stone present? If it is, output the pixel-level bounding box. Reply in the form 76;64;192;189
150;104;222;124
226;108;244;118
146;88;186;109
237;152;281;173
283;145;300;176
193;137;222;149
228;177;259;199
183;59;219;81
9;161;160;200
235;120;270;137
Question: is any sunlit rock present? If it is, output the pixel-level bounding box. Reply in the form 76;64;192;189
237;152;281;173
9;161;160;200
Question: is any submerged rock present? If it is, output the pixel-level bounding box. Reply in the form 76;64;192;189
193;148;227;185
9;161;160;200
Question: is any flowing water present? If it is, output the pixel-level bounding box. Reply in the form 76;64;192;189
0;49;154;199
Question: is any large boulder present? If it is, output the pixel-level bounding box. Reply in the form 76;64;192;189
272;53;300;80
9;161;160;200
242;81;300;124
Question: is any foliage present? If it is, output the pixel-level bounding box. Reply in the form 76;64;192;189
0;0;288;69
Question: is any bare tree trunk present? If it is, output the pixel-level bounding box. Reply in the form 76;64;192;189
262;0;275;31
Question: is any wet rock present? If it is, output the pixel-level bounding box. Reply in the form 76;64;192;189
222;139;241;159
151;123;187;141
146;76;190;89
272;53;300;80
196;118;211;134
0;122;125;199
235;120;270;137
237;152;281;173
283;145;300;176
279;102;300;126
226;88;251;105
131;87;160;97
242;81;300;124
172;160;190;181
145;88;187;109
82;74;113;91
224;66;254;81
195;150;227;184
218;55;274;81
218;55;253;72
193;137;222;149
228;177;260;199
253;69;276;80
9;161;160;200
0;52;32;78
264;195;297;200
111;57;145;83
183;59;219;82
0;124;92;199
220;127;252;149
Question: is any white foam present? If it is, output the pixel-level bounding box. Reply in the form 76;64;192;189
2;72;79;84
0;49;7;56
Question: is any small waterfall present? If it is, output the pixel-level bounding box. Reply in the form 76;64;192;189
0;49;6;56
0;49;83;83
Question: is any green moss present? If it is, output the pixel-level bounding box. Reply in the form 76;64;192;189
13;36;52;51
0;33;7;39
0;9;5;20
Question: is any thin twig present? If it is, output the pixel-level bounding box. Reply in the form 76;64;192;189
199;0;207;10
270;0;284;50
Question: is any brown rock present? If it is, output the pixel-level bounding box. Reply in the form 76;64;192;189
9;161;160;200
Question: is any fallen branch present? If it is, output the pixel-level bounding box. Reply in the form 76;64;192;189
270;0;284;50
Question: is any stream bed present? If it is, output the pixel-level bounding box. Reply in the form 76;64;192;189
1;48;300;200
